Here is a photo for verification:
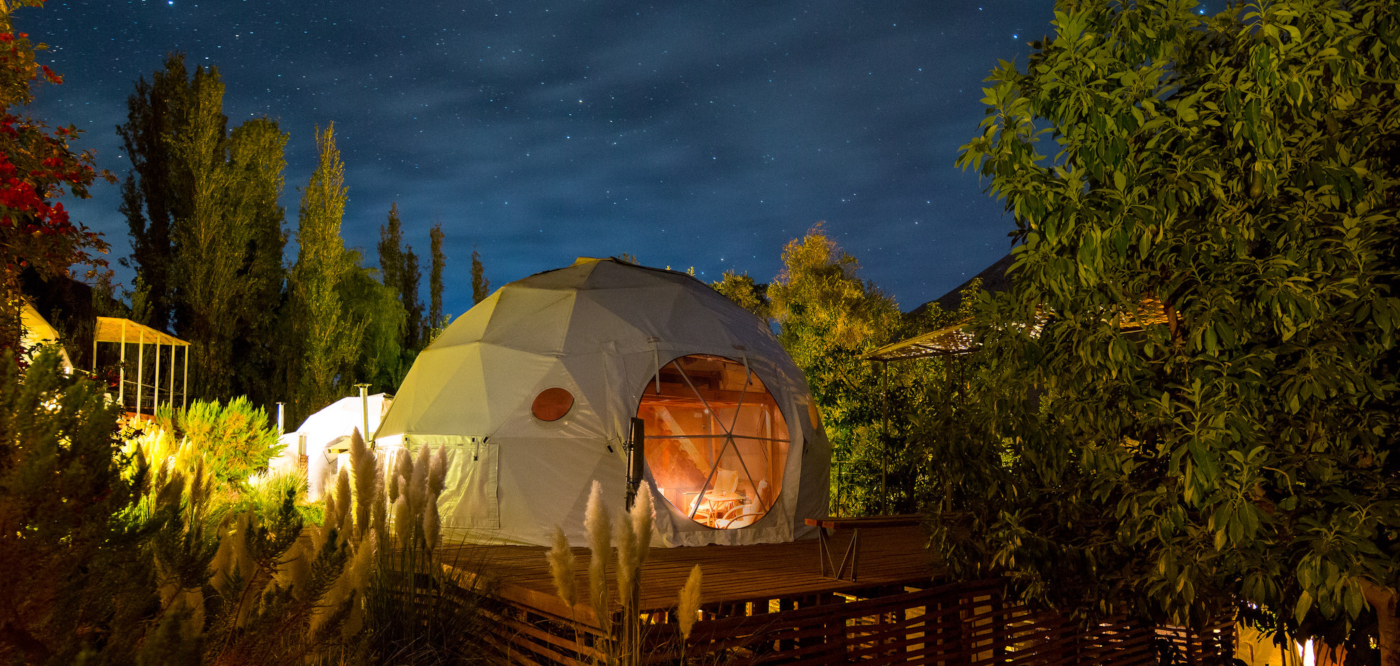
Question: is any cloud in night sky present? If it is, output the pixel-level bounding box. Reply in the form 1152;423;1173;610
17;0;1054;318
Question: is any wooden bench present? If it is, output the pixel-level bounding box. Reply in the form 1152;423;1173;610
804;515;923;582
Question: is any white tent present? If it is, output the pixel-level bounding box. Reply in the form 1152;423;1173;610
272;393;392;500
376;258;831;548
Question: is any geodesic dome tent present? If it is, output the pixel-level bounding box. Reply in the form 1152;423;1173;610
374;258;831;548
271;393;392;500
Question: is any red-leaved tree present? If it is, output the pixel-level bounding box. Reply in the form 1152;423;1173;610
0;0;111;359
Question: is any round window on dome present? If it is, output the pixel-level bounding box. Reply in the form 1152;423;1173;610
532;387;574;422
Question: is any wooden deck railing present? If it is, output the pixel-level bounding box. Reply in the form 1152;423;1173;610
472;576;1235;666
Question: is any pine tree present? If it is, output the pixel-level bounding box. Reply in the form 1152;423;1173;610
470;248;490;305
428;222;445;330
289;124;361;417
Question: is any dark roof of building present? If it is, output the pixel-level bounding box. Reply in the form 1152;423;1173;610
910;254;1015;317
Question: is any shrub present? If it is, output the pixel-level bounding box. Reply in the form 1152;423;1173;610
154;397;284;484
0;350;149;664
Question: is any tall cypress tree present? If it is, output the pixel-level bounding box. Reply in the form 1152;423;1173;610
401;247;423;350
377;203;404;297
428;222;445;330
227;118;288;406
471;248;490;305
117;53;192;331
289;124;361;417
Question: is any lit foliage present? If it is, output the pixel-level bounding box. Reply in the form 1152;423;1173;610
711;270;771;324
0;350;137;664
765;227;949;514
0;0;110;356
289;124;363;419
118;54;290;403
152;396;285;485
947;0;1400;654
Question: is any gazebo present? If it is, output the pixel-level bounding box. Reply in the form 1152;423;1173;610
91;317;189;419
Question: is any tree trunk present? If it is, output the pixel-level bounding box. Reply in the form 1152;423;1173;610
1362;580;1400;666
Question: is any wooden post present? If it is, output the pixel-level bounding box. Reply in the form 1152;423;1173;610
118;321;126;406
153;339;161;413
355;383;371;449
298;434;308;477
136;328;144;416
880;360;889;515
168;340;175;409
182;345;188;408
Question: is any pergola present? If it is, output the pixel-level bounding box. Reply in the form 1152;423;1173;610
864;296;1169;362
92;317;190;418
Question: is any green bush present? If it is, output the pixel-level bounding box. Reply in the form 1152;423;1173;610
0;350;152;664
155;397;284;484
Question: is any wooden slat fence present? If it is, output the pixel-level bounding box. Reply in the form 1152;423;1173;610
469;577;1235;666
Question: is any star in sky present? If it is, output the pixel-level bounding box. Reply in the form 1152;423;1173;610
18;0;1053;315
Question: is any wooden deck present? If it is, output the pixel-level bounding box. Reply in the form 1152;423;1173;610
439;524;939;627
435;524;1235;665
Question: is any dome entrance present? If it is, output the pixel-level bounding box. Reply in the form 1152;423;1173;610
637;354;790;529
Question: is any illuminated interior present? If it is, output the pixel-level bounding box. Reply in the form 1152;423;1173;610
637;354;790;529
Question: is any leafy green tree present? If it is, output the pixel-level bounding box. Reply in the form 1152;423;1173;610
949;0;1400;659
118;55;288;403
470;247;490;305
375;204;425;351
767;227;945;515
712;270;771;324
1;2;110;358
0;350;143;663
227;118;289;407
170;70;288;400
289;124;361;419
339;251;407;392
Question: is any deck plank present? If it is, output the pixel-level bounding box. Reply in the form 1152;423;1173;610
439;524;941;615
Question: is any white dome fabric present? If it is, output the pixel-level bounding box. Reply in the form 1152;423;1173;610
375;258;831;548
271;393;392;500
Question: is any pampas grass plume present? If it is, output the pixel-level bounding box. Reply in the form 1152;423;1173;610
371;472;387;543
393;495;412;546
386;451;400;503
584;480;612;636
615;511;638;608
336;466;353;532
324;493;340;531
423;496;441;552
678;564;702;640
546;526;578;608
350;428;377;541
429;445;449;497
631;481;654;566
411;446;431;512
395;446;413;479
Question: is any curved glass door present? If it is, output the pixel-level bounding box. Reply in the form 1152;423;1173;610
637;355;790;529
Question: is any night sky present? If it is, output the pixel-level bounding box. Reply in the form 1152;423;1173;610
16;0;1054;318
